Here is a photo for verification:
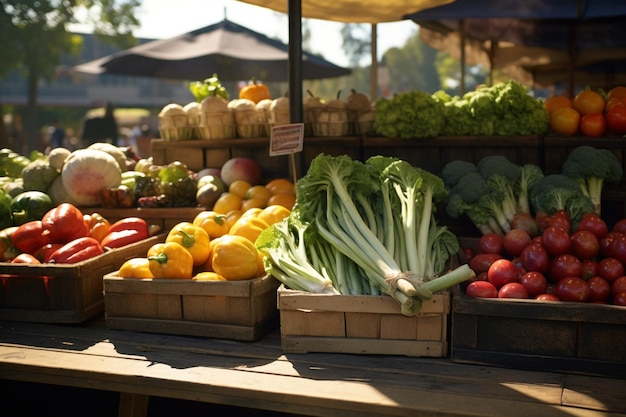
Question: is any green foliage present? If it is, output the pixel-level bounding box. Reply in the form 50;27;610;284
374;90;445;138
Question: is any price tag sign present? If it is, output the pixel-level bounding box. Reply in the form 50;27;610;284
269;123;304;156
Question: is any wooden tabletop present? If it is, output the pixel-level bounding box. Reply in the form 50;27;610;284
0;316;624;417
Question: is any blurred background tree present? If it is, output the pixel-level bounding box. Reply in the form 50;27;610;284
0;0;142;151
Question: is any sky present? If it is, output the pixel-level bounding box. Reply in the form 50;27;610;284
103;0;419;67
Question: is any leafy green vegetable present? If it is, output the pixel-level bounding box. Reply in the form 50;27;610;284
189;73;229;102
374;91;445;138
257;154;475;316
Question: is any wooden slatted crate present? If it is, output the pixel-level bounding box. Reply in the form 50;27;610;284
453;237;626;378
278;285;450;357
103;274;280;341
0;235;163;323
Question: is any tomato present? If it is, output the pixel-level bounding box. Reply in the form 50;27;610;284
597;257;625;283
468;253;503;275
498;282;529;299
555;277;590;302
573;88;605;115
487;258;519;289
580;259;598;281
547;210;571;234
519;271;548;297
570;230;599;260
576;212;608;240
600;232;622;258
613;219;626;234
588;276;612;302
606;86;626;102
605;96;626;113
550;106;580;135
544;95;572;114
613;292;626;306
541;226;571;257
536;293;560;302
579;113;606;137
612;276;626;295
520;243;550;274
607;234;626;265
502;228;531;257
465;281;498;298
462;247;476;262
606;103;626;134
548;254;582;283
478;233;504;255
534;211;551;233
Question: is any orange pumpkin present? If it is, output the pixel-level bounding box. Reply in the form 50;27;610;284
239;78;271;104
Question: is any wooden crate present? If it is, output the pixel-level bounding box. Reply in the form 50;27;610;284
278;285;450;357
103;274;280;341
453;237;626;378
361;135;543;176
0;235;163;324
89;207;205;231
451;286;626;378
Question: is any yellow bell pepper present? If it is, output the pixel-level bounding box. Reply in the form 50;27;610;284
228;215;269;243
118;257;154;279
192;211;230;239
147;242;193;279
211;235;259;281
166;221;210;266
192;271;226;281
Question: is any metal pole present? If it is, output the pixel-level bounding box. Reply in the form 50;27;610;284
288;0;303;124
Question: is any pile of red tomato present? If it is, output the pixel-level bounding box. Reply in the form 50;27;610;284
462;210;626;306
545;85;626;137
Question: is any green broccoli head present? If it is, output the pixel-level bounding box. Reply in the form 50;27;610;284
21;159;60;193
477;155;522;182
561;146;623;215
441;159;478;188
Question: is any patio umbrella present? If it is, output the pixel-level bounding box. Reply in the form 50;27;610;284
405;0;626;94
74;19;351;81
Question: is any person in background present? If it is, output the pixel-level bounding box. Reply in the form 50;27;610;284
48;119;66;150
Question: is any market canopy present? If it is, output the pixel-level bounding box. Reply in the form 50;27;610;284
405;0;626;93
74;19;351;81
236;0;456;23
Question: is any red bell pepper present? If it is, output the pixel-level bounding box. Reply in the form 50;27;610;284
100;217;150;250
42;203;89;244
106;217;149;235
32;242;64;263
12;220;49;254
48;237;104;264
11;253;41;264
0;226;21;261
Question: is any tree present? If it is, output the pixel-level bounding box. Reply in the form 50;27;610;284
0;0;141;153
381;30;441;94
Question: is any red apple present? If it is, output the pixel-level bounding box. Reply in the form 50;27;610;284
220;157;262;186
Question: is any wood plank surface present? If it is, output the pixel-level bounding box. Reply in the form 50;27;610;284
0;317;624;417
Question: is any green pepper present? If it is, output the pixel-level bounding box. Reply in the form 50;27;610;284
0;188;12;229
10;191;54;225
158;161;190;184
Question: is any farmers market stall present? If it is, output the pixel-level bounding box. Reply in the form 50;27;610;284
1;317;624;417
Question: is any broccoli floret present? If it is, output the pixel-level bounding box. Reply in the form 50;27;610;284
477;155;522;182
21;158;60;193
561;146;623;216
515;163;544;215
441;160;478;188
451;171;489;204
530;174;595;227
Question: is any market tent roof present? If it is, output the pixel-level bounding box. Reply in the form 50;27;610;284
405;0;626;93
74;19;351;81
236;0;456;23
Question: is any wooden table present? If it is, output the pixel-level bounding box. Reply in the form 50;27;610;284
1;316;624;417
